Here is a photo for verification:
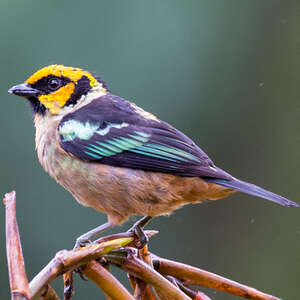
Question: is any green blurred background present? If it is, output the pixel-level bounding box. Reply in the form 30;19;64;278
0;1;299;299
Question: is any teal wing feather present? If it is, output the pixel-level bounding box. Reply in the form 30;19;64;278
58;95;232;179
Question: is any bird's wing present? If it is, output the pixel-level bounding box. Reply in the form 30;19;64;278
58;94;231;179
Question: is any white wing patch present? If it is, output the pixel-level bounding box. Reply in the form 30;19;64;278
96;122;128;136
59;120;99;141
59;119;128;141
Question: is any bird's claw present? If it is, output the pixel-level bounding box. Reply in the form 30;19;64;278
73;238;93;250
127;216;152;249
128;223;149;249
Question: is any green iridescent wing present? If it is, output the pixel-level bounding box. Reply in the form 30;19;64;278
58;95;230;178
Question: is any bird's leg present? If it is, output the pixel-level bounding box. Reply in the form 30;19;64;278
128;216;153;249
74;221;114;249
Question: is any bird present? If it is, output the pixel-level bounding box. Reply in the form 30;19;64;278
8;64;299;248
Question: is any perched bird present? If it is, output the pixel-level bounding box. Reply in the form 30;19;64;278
8;65;298;247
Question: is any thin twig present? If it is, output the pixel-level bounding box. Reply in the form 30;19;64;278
63;272;74;300
39;285;61;300
137;245;159;300
3;191;283;300
150;288;171;300
133;278;147;299
82;260;135;300
129;275;157;300
165;276;211;300
127;274;137;290
3;191;30;300
105;248;190;300
153;257;282;300
100;263;114;300
141;286;158;300
95;230;158;245
97;231;159;300
193;292;212;300
29;237;133;300
138;245;153;267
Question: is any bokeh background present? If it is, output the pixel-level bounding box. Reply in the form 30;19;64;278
0;1;299;299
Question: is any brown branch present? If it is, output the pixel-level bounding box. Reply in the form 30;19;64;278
98;232;159;299
193;292;212;300
82;260;135;300
165;276;211;300
3;190;283;300
3;191;30;300
140;286;157;300
63;272;74;300
136;245;161;300
29;237;134;299
132;279;149;299
128;274;157;300
166;275;195;298
153;257;281;300
101;263;114;300
138;245;153;267
95;230;158;245
39;285;61;300
127;274;137;291
105;248;191;300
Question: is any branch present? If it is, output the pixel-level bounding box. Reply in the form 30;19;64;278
82;260;135;300
95;230;158;245
63;271;74;300
3;191;30;300
3;189;284;300
165;276;204;299
153;257;281;300
133;245;158;300
39;285;61;300
29;237;134;299
105;249;191;300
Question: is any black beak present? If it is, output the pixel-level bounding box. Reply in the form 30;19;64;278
8;83;40;97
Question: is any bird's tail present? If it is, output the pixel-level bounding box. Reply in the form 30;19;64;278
204;178;299;207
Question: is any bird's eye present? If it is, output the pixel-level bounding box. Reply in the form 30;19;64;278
48;78;61;90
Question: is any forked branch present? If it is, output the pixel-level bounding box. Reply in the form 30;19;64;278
3;190;283;300
4;191;31;300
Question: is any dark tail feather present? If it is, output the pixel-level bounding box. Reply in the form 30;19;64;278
204;178;299;207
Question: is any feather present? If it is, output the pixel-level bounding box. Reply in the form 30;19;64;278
204;178;299;207
58;94;232;179
58;93;298;207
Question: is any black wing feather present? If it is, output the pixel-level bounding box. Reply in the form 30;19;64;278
59;94;232;179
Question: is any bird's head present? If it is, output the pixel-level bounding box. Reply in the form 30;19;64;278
8;64;108;115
